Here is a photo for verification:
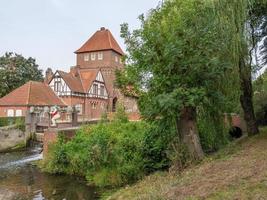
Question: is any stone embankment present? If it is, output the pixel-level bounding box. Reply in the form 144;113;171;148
0;125;27;152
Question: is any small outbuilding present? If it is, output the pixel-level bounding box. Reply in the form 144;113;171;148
0;81;66;117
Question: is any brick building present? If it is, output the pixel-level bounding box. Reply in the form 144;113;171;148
0;81;66;117
0;27;139;121
47;27;139;120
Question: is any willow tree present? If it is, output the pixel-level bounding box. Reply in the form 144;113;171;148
120;0;238;160
220;0;267;136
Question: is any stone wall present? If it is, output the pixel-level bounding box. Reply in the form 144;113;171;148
0;125;28;152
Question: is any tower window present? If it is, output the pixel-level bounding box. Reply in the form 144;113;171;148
91;53;96;61
84;54;89;61
98;52;103;60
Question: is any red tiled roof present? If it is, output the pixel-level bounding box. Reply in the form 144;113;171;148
57;71;84;93
75;27;124;55
0;81;66;106
78;69;99;92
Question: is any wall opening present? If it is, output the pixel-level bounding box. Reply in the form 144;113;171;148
229;126;243;139
112;97;117;112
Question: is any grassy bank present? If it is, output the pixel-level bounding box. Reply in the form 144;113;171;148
108;128;267;200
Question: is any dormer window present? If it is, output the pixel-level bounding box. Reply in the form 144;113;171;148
91;53;96;61
84;54;89;61
98;52;103;60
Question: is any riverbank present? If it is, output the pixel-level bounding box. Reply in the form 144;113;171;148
108;128;267;199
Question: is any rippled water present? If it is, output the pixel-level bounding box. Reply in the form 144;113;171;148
0;145;98;200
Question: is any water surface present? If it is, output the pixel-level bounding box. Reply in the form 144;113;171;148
0;145;98;200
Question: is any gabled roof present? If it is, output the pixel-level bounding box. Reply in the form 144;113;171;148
0;81;66;106
78;69;99;92
57;71;84;93
75;27;124;55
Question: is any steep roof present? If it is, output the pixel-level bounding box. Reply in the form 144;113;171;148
57;71;84;93
75;27;124;55
78;69;99;92
0;81;66;106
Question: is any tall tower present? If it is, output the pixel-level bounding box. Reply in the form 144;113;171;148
74;27;125;111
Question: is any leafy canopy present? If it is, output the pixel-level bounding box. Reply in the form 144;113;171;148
120;0;238;120
0;52;43;97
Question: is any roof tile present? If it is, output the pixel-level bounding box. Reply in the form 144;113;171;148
75;27;124;55
0;81;66;106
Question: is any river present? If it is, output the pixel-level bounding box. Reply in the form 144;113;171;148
0;144;99;200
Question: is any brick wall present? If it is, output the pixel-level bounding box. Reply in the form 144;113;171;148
43;128;78;157
76;50;123;69
0;106;28;117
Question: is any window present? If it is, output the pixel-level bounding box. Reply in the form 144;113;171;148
92;103;97;110
98;52;103;60
93;84;98;95
15;110;22;117
100;85;105;96
84;54;89;61
75;104;83;114
91;53;96;61
54;78;60;92
7;109;14;117
115;56;118;62
120;58;123;64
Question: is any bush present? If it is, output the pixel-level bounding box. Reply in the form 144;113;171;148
42;121;150;187
41;117;180;188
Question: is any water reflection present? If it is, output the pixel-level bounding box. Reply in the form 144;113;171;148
0;148;98;200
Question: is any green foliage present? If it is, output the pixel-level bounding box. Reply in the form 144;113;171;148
0;117;25;128
253;70;267;125
121;0;238;120
0;52;43;97
120;0;240;160
114;103;129;123
198;110;230;153
41;119;181;187
100;111;108;123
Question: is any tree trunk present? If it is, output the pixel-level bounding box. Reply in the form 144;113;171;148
239;57;259;136
176;107;204;160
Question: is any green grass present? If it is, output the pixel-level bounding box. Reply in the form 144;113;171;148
107;128;267;200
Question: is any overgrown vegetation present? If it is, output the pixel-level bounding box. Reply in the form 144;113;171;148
41;108;180;187
0;117;25;131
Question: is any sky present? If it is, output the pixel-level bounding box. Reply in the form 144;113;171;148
0;0;160;72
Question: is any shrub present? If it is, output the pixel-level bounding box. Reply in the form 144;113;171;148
41;116;183;188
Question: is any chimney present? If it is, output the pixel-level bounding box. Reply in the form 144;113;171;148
70;66;79;77
45;68;53;84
